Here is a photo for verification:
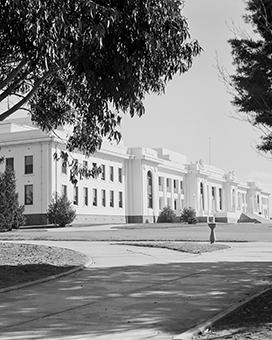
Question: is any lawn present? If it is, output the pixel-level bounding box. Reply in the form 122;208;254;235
0;242;88;289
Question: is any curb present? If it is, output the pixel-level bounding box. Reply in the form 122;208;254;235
0;258;93;294
173;285;272;340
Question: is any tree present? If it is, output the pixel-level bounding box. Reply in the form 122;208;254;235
228;0;272;153
0;169;25;231
0;0;201;155
47;195;76;227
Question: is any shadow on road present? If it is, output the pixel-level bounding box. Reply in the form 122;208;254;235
0;261;272;339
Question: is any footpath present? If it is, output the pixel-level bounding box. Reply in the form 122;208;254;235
0;241;272;340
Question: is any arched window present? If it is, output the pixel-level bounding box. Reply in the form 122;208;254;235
147;171;153;209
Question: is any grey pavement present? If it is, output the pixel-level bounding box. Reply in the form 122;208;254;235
0;241;272;339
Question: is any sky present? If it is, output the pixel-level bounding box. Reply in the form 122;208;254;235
121;0;272;196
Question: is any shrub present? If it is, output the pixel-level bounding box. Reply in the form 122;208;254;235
157;206;176;223
0;169;25;231
47;195;76;227
181;207;197;224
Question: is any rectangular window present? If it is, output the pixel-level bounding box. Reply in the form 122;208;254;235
219;188;222;210
118;167;122;183
5;157;14;171
180;181;183;191
159;197;164;210
212;186;215;198
93;188;97;206
174;180;178;193
101;189;106;207
25;155;33;174
119;191;123;208
61;185;67;197
174;199;178;210
83;187;88;206
167;197;171;208
110;190;114;207
166;178;171;192
158;177;163;191
73;186;78;205
24;184;33;205
110;166;114;182
101;164;105;180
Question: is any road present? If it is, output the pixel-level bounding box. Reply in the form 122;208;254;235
0;239;272;340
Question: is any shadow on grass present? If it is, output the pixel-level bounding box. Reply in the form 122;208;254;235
0;264;76;289
0;261;272;339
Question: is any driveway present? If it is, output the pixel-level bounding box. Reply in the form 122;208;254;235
0;241;272;340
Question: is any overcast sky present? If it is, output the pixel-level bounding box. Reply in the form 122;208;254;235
121;0;272;195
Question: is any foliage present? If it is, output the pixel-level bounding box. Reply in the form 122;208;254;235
228;0;272;152
0;0;201;155
157;206;176;223
0;169;25;231
47;195;76;227
180;207;197;224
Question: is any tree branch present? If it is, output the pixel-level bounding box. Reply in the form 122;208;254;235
0;68;56;121
0;70;29;103
0;58;28;91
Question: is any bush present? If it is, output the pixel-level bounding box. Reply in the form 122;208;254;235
0;169;25;231
157;207;176;223
47;195;76;227
181;207;197;224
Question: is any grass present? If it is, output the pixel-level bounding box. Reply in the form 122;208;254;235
0;242;88;289
195;287;272;340
117;241;230;254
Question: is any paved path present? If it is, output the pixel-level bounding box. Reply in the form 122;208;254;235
1;241;272;340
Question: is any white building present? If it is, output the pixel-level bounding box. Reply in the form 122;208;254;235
0;118;270;225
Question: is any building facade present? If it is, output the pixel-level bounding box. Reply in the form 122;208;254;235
0;118;270;225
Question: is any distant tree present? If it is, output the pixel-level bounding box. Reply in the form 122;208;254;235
228;0;272;153
157;206;176;223
180;207;197;224
0;0;201;155
0;169;25;231
47;195;76;228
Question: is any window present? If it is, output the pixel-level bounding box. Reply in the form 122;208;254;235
200;183;205;210
5;157;14;171
24;185;33;205
119;191;123;208
159;197;164;210
166;178;171;192
174;180;178;193
174;199;178;210
211;186;215;198
25;155;33;174
147;171;153;208
110;166;114;181
101;164;105;180
61;160;67;174
101;189;106;207
219;188;222;210
158;177;163;191
118;167;122;183
110;190;114;207
83;187;88;206
61;185;67;197
93;188;97;206
180;181;183;191
73;186;78;205
167;197;171;208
